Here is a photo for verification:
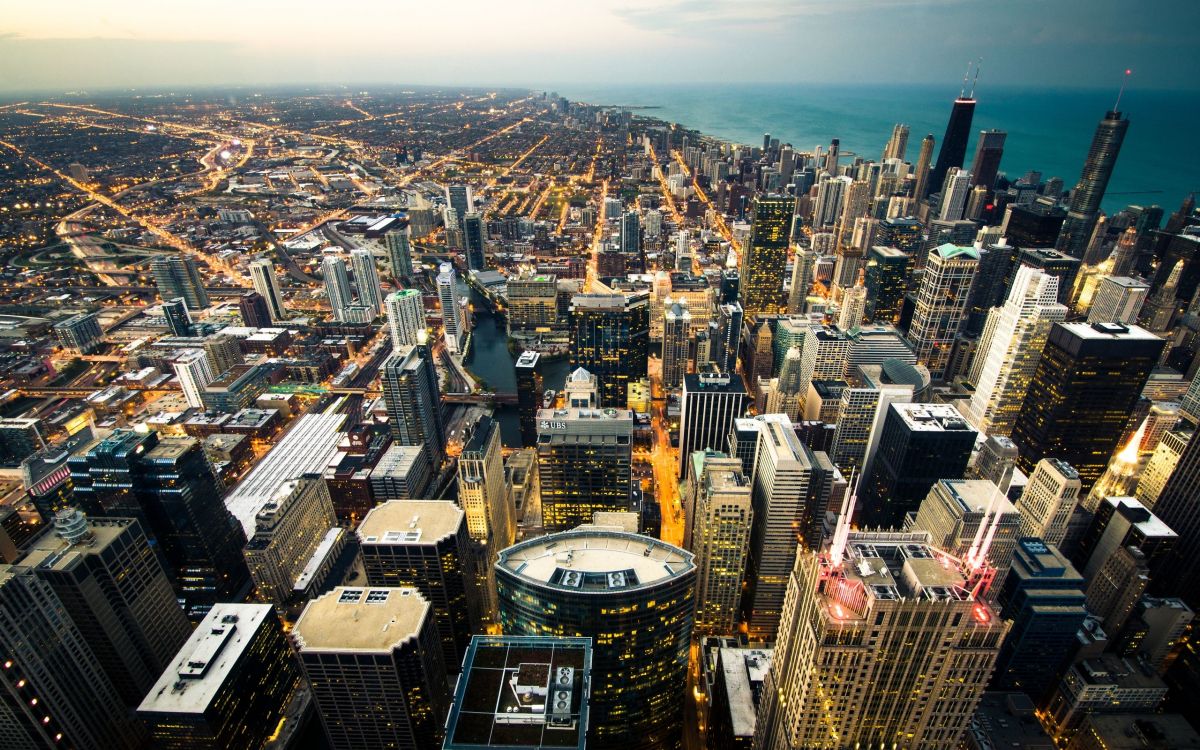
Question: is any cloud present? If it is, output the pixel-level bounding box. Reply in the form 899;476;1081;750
614;0;970;32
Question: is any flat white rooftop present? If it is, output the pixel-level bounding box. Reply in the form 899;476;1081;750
293;586;430;653
497;529;694;589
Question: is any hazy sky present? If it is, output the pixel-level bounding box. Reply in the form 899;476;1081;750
2;0;1198;93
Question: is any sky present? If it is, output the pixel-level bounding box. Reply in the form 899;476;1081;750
2;0;1198;94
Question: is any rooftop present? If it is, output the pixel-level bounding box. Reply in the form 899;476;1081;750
357;499;464;546
139;604;274;715
719;648;773;739
893;403;975;432
933;243;980;261
497;529;694;591
19;516;134;572
445;636;591;750
293;586;430;653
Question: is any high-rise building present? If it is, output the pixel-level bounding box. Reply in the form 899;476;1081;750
992;538;1088;700
249;258;287;321
837;284;868;331
349;247;383;315
515;350;543;447
53;312;103;354
1016;459;1082;548
507;274;558;333
447;184;472;230
939;167;973;221
662;297;691;390
537;376;634;531
755;531;1004;750
813;174;851;228
68;429;251;619
293;586;451;750
19;508;192;708
712;301;743;374
859;403;977;530
1136;428;1190;510
357;500;478;670
677;371;750;478
162;297;193;336
969;129;1007;188
685;452;752;635
568;293;649;408
444;635;592;750
620;209;640;255
1057;110;1130;259
1087;275;1149;325
964;266;1067;436
138;603;301;749
786;246;816;314
243;477;337;604
930;91;977;198
911;478;1022;578
463;211;486;270
151;255;209;311
458;415;514;624
1006;246;1081;306
381;343;445;481
913;133;936;200
883;122;910;161
743;414;837;640
739;195;792;316
384;222;414;279
908;243;979;380
495;529;696;750
172;347;216;410
437;262;465;353
384;288;426;352
322;256;354;321
1079;496;1176;594
0;564;147;749
237;291;272;328
1011;322;1164;491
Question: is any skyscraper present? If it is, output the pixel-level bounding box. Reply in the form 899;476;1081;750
1010;322;1164;491
357;500;478;670
739;194;792;316
568;292;649;408
384;288;426;352
930;90;977;198
1057;109;1130;259
384;221;414;279
151;254;209;311
447;184;472;230
162;297;193;336
969;129;1007;188
173;347;216;410
712;301;743;374
620;209;640;255
863;246;910;324
537;373;634;531
0;564;147;749
992;538;1088;700
463;211;486;270
913;133;935;200
495;529;696;750
381;343;445;480
243;477;337;604
237;291;272;328
939;167;973;221
882;122;909;161
437;262;465;354
138;603;300;749
68;429;251;619
457;415;514;624
349;247;383;315
907;243;979;380
743;414;837;640
964;266;1067;436
322;256;353;321
755;531;1004;750
53;311;102;354
911;478;1022;579
1087;275;1149;325
515;350;543;447
662;297;691;390
249;257;287;322
837;284;867;331
677;371;750;478
293;586;451;750
19;508;192;708
1015;458;1082;548
859;403;977;530
685;452;752;635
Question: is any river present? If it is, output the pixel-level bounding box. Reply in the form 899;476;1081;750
463;288;569;447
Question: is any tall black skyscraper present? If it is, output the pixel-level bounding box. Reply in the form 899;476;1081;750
1057;109;1130;258
930;90;976;199
514;350;542;447
568;292;649;408
738;194;792;316
463;211;485;271
1011;322;1163;492
969;129;1006;188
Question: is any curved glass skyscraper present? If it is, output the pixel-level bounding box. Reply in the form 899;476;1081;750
495;530;696;750
1057;110;1130;259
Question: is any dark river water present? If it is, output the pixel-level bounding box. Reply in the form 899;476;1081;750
464;288;568;447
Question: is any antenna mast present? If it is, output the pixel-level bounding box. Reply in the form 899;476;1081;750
960;61;972;99
969;58;982;99
1115;68;1132;112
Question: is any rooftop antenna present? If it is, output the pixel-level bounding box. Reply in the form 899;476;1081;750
969;58;982;99
1114;68;1132;112
960;61;973;99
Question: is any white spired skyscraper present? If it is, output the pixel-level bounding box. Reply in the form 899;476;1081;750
349;248;383;316
384;289;426;352
437;262;464;354
963;266;1067;436
322;256;353;321
249;258;287;322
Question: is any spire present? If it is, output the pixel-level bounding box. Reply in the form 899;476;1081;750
1114;68;1132;113
960;61;973;99
829;468;858;569
969;58;982;99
